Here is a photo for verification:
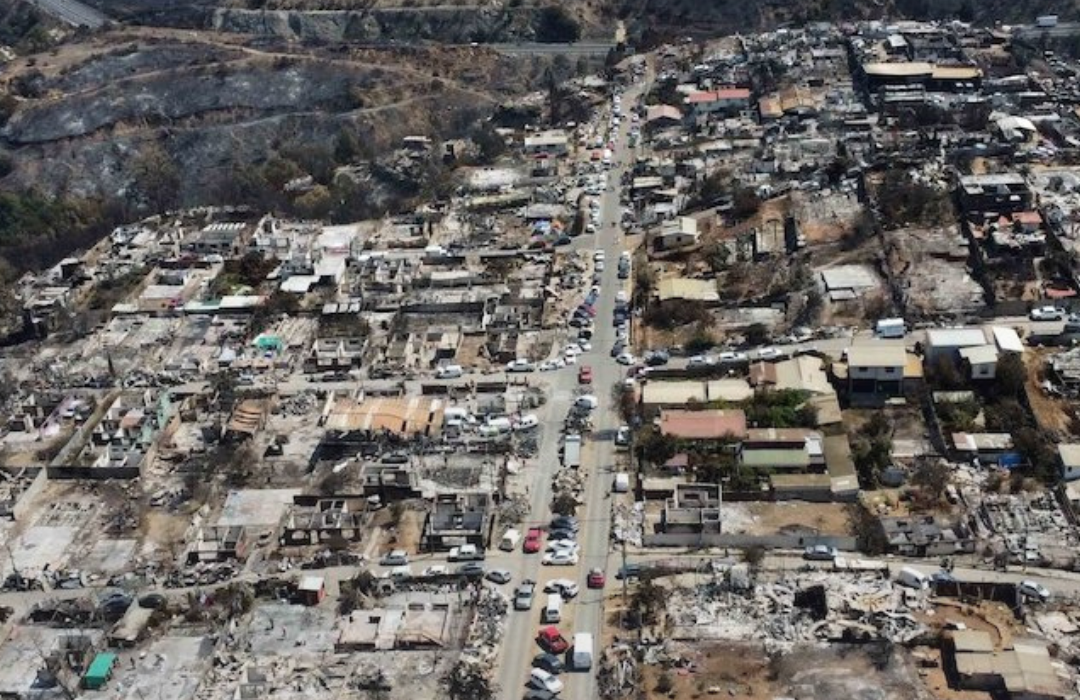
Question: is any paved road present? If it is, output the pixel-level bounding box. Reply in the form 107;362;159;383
493;63;647;700
24;0;106;27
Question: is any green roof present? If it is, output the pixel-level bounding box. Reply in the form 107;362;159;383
84;652;117;688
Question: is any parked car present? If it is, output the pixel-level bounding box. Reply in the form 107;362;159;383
718;350;749;363
543;579;579;599
514;580;536;610
455;562;485;577
380;550;409;566
616;352;635;365
551;515;580;532
757;347;786;360
543;550;580;566
523;528;543;553
548;528;576;541
615;563;642;580
803;545;838;561
532;653;564;674
1019;579;1050;601
615;425;631;446
523;690;556;700
587;568;606;588
528;669;564;694
645;350;670;366
485;569;512;584
545;539;579;553
536;626;569;654
578;365;593;384
1030;306;1065;321
506;359;535;372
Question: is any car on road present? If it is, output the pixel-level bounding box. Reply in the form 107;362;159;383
551;515;580;532
543;579;579;599
575;394;599;410
610;341;627;357
1019;579;1051;601
528;668;564;694
757;347;786;361
803;545;838;561
595;260;605;272
548;528;576;541
615;425;631;446
687;354;716;369
524;528;543;553
1030;306;1065;321
546;539;579;553
587;568;606;588
532;653;564;674
380;549;409;566
645;350;670;366
718;350;749;363
506;359;534;372
594;250;606;261
543;550;580;566
616;351;635;365
523;690;556;700
455;562;485;577
485;569;512;584
615;290;629;304
536;626;570;654
421;565;448;576
578;365;593;384
514;580;536;610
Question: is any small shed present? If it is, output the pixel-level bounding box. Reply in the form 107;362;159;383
83;652;117;689
298;575;326;606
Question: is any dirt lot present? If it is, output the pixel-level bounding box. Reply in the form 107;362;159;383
1024;348;1077;436
743;502;853;536
642;642;936;700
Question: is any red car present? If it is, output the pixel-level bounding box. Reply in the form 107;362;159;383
587;567;606;589
523;528;543;553
536;626;569;654
578;366;593;384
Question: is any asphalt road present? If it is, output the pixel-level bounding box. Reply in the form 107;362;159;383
23;0;106;27
493;64;647;700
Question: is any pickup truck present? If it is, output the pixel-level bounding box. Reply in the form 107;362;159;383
447;544;485;562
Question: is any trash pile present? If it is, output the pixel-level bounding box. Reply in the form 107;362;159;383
666;571;926;653
278;392;319;415
598;642;639;699
465;586;509;659
552;467;585;501
612;502;643;547
165;562;238;588
496;494;531;525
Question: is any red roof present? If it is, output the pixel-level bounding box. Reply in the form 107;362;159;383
659;409;748;440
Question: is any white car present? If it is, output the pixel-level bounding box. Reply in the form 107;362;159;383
565;345;582;357
538;361;557;372
546;539;579;553
595;260;605;272
719;351;749;363
593;250;605;261
687;354;716;368
575;394;599;410
616;351;635;365
578;341;592;352
529;669;564;694
757;347;786;360
1019;579;1050;601
1030;306;1065;321
544;579;580;598
542;550;580;566
422;565;448;576
615;290;629;304
506;359;534;373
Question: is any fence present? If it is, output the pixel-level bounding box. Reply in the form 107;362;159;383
642;532;858;550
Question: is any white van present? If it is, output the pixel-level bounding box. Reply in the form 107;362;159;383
613;472;630;493
436;364;463;378
500;529;521;552
543;593;562;623
875;318;906;339
896;566;929;589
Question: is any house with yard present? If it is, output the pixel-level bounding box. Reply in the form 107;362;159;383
842;344;908;397
658;409;748;441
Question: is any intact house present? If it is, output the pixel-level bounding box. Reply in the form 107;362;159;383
952;432;1016;465
652;216;700;252
925;326;1024;380
523;130;569;158
842;344;908;398
684;88;752;120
